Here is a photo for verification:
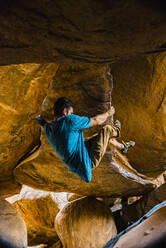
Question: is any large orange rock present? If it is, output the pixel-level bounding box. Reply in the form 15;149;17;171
6;186;69;246
0;1;166;64
111;53;166;177
0;63;58;197
55;197;117;248
14;64;154;197
0;197;27;247
14;194;60;246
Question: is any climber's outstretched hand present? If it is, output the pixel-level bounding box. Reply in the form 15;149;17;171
107;106;115;117
90;106;115;127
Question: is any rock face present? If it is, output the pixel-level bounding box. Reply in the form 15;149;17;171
111;53;166;177
1;1;166;65
14;64;154;197
14;194;60;246
0;63;58;197
55;197;117;248
113;205;166;248
114;183;166;231
7;186;68;247
0;197;27;248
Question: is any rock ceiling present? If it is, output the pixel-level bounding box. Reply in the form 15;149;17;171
0;1;166;65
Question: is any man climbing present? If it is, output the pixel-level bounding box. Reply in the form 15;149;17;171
36;97;135;182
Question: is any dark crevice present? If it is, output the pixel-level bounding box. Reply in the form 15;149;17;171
156;87;166;112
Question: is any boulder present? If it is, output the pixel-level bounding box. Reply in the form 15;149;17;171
55;197;117;248
67;193;83;202
1;1;166;64
113;205;166;248
0;180;21;198
0;63;58;197
13;193;60;246
0;197;27;248
14;64;154;197
111;53;166;177
113;183;166;231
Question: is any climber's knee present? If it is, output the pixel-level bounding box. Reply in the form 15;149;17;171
102;124;119;138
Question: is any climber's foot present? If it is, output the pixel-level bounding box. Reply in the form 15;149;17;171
114;120;121;131
121;141;135;154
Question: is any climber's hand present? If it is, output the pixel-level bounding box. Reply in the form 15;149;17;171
35;115;47;126
107;106;115;117
106;66;113;82
91;107;115;127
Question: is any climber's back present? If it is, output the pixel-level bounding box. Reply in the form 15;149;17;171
43;113;92;182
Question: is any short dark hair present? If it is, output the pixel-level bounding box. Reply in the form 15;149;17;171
54;97;74;116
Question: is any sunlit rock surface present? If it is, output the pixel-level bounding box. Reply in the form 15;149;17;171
55;197;117;248
14;64;154;197
0;63;58;197
0;197;27;247
7;186;68;247
14;195;59;246
1;1;166;64
111;53;166;177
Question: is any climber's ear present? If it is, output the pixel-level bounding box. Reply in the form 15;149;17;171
62;108;68;116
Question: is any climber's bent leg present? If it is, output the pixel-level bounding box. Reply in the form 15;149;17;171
85;124;120;169
109;138;124;150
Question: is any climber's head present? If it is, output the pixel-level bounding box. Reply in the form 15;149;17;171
54;97;74;117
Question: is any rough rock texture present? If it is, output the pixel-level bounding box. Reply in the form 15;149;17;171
14;194;60;246
68;194;83;202
114;183;166;232
0;180;21;199
0;63;58;197
14;64;154;197
111;53;166;177
55;197;117;248
6;186;70;246
1;1;166;65
113;205;166;248
0;197;27;248
47;241;63;248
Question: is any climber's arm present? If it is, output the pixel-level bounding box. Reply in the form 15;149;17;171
90;106;115;127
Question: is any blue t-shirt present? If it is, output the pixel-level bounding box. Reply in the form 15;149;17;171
43;114;92;182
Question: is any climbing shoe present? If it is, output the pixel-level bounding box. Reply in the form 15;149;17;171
121;140;135;154
114;120;121;131
35;115;47;126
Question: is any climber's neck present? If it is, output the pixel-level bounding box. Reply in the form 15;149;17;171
54;107;74;120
